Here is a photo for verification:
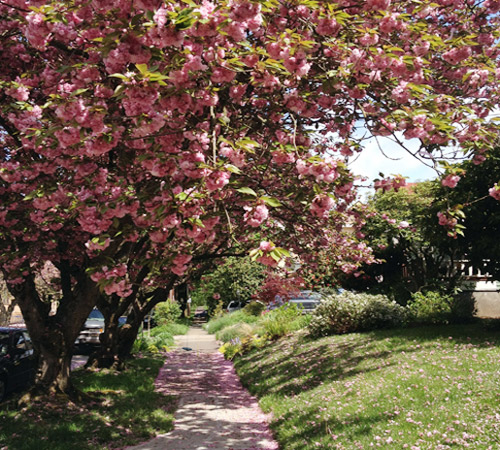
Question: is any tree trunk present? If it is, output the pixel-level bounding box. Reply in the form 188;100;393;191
88;285;174;368
7;270;99;402
86;296;126;369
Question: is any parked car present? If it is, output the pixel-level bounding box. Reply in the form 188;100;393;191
193;310;209;320
269;290;323;313
75;309;105;346
75;309;128;348
288;290;323;313
0;327;37;401
226;301;245;313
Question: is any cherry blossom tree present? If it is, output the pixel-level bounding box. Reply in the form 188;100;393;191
1;0;500;398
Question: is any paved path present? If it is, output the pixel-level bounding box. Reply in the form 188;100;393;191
125;326;279;450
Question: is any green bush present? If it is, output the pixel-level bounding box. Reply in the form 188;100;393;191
308;291;407;337
259;304;304;339
244;300;266;316
407;291;452;324
406;291;475;325
133;323;189;354
153;300;182;325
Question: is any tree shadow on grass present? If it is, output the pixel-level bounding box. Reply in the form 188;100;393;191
270;405;393;450
235;323;500;400
0;356;176;450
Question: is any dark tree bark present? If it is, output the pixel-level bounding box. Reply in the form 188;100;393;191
87;284;174;369
7;268;99;401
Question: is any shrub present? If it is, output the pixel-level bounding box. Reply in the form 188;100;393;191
219;338;243;360
153;300;182;326
406;291;475;325
308;291;406;337
133;323;189;354
259;304;304;339
243;300;266;316
211;300;225;319
407;291;451;324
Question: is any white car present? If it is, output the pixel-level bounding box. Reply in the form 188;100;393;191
269;290;323;313
226;301;245;313
288;291;323;313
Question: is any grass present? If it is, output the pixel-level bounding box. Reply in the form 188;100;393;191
234;323;500;449
0;356;176;449
205;309;260;335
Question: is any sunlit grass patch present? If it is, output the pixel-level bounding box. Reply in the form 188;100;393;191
235;324;500;449
0;356;176;450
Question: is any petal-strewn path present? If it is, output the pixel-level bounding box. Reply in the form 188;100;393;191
125;326;279;450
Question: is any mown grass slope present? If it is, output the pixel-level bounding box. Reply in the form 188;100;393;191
234;324;500;449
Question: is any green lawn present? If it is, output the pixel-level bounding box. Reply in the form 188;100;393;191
234;324;500;449
0;356;176;450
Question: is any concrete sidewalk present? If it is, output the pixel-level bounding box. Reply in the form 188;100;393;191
125;327;278;450
173;325;220;353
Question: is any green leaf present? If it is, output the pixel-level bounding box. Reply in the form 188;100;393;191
261;196;282;208
236;187;257;196
275;247;291;258
109;73;129;80
225;164;241;174
136;64;149;74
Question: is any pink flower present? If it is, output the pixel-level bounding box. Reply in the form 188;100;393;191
442;46;472;65
310;195;335;219
442;174;461;188
259;241;275;252
489;183;500;201
316;18;339;36
206;171;231;191
211;67;236;83
244;204;269;227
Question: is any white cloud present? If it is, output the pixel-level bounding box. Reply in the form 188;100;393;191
349;135;439;185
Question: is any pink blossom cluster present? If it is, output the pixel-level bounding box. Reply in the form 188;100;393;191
442;174;461;188
489;183;500;201
171;254;192;276
296;158;339;183
437;211;459;238
244;204;269;227
90;264;133;297
310;195;335;219
374;176;407;192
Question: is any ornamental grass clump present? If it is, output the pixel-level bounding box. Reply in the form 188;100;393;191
217;322;257;343
206;309;259;334
308;291;407;337
260;303;305;339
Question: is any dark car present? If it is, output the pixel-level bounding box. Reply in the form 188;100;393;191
0;327;37;401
